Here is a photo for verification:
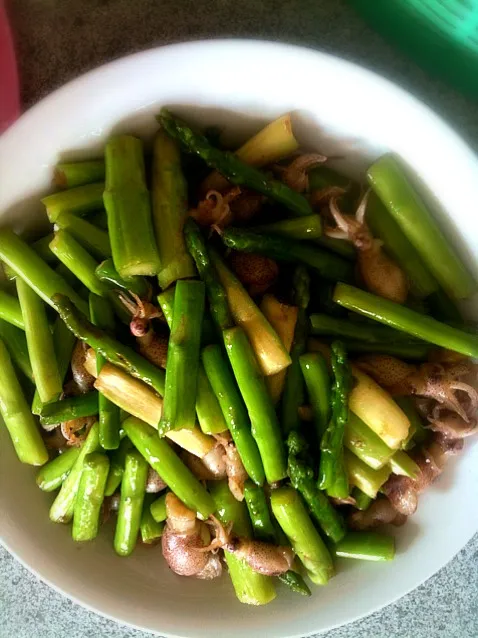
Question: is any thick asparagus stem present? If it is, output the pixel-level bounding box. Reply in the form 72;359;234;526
309;314;423;344
54;212;111;260
158;109;312;217
50;230;109;297
340;340;430;360
281;266;310;435
53;160;105;189
202;344;265;485
253;215;323;240
159;280;205;435
318;342;351;498
104;436;133;496
39;391;98;427
333;531;395;562
366;192;438;298
36;447;81;492
211;250;291;376
50;422;100;523
0;338;48;465
123;417;215;518
344;449;391;498
31;315;76;415
53;295;165;395
114;449;148;556
17;278;62;404
271;486;334;585
141;494;165;543
286;431;346;543
95;259;150;298
0;319;33;381
104;136;160;278
209;480;276;605
195;366;228;435
0;229;88;314
89;294;121;450
344;412;395;470
351;487;372;511
0;289;25;329
152;131;196;289
72;452;110;541
221;228;353;283
368;154;476;300
334;283;478;357
150;492;168;522
243;481;311;597
299;352;331;442
31;233;56;264
42;182;105;222
223;327;287;483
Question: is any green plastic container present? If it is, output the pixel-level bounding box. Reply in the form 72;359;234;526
351;0;478;98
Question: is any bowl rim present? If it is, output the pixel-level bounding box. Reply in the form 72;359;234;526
1;37;477;637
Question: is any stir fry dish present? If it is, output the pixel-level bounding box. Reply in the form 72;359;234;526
1;111;477;605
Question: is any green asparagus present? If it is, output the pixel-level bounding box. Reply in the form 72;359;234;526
333;531;395;562
53;160;105;189
141;494;165;544
54;211;111;260
95;259;150;298
299;352;331;442
36;447;81;492
0;319;33;381
150;492;168;522
73;452;110;541
0;289;25;329
39;391;98;427
114;450;148;556
104;436;133;496
252;215;322;240
42;182;105;222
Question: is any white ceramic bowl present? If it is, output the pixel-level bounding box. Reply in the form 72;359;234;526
0;40;477;638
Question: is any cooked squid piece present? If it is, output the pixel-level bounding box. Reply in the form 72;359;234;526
189;187;242;228
229;251;279;297
61;416;96;447
325;192;408;303
120;292;168;368
161;493;223;580
273;153;328;193
214;433;248;502
71;340;96;393
146;467;167;494
348;497;407;530
224;536;295;576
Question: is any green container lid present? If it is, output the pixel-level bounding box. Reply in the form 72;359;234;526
351;0;478;98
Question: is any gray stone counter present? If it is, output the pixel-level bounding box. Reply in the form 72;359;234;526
1;1;477;636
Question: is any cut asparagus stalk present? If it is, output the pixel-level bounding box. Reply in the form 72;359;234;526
53;160;105;189
42;182;105;222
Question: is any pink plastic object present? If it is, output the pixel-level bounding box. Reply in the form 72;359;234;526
0;0;20;133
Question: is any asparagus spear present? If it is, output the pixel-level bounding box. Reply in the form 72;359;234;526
123;417;215;519
0;319;33;381
50;230;109;297
220;228;353;283
150;492;168;522
0;338;48;465
184;219;233;332
0;229;88;314
396;396;429;450
235;113;299;166
368;154;476;300
333;531;395;562
141;494;165;544
159;280;205;435
286;431;346;543
39;391;98;427
31;233;56;264
334;283;478;358
104;136;160;278
351;487;372;511
0;289;25;329
253;215;322;240
243;481;311;597
31;315;76;415
340;340;430;360
202;344;265;485
72;452;110;541
50;422;100;523
309;314;424;345
89;294;121;450
42;182;105;222
366;192;438;299
271;486;334;585
53;160;105;189
17;278;62;404
54;212;111;260
152;130;196;289
344;412;395;470
318;341;352;498
195;366;228;435
209;480;276;605
211;250;291;376
158;109;312;217
223;327;287;483
36;447;81;492
388;450;420;478
344;449;391;498
52;295;165;395
114;449;148;556
281;266;310;435
299;352;331;443
105;436;133;496
95;259;150;298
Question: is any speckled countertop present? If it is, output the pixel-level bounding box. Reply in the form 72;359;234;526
1;1;477;636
